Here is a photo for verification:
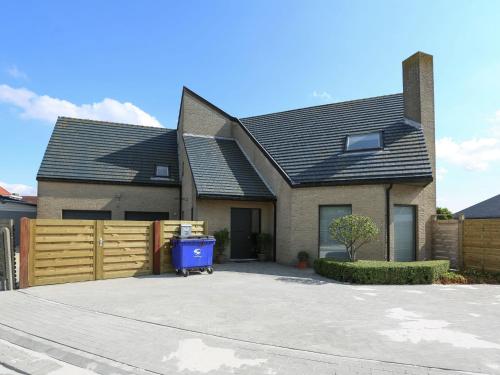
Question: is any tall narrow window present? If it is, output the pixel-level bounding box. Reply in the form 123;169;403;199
346;132;382;151
319;205;352;259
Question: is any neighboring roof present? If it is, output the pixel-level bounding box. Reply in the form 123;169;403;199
21;196;38;205
183;135;275;200
239;94;433;186
0;195;37;207
0;186;10;196
454;194;500;219
38;117;179;186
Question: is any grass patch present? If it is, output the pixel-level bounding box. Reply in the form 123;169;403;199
314;259;450;284
438;269;500;284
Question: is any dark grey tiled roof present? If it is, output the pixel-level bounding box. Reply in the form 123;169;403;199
454;194;500;219
239;94;433;186
183;135;275;200
38;117;179;186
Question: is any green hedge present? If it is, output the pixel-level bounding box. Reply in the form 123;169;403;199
314;259;450;284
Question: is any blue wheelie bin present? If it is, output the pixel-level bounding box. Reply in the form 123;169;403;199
171;235;216;277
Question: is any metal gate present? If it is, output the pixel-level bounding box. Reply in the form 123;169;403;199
0;219;16;290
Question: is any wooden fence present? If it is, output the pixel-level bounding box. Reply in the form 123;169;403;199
432;217;500;272
20;218;206;287
432;217;461;269
463;219;500;272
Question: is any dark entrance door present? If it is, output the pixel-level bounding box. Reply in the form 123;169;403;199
231;208;258;259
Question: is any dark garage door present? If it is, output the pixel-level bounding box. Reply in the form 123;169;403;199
62;210;112;220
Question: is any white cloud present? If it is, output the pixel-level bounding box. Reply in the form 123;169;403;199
6;65;28;80
0;84;162;127
0;181;37;196
312;90;332;101
437;137;500;171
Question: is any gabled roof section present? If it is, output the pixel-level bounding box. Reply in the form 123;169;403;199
37;117;179;186
183;134;275;200
239;94;433;186
0;186;10;196
454;194;500;219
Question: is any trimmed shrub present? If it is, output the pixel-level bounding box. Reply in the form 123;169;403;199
439;271;468;284
314;259;450;284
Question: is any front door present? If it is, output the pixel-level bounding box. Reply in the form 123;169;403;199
231;208;259;259
394;205;416;261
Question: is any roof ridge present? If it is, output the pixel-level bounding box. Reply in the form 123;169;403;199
239;93;403;120
57;116;173;131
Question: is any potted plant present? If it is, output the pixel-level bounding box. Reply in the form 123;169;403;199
256;233;272;261
297;251;309;269
213;228;229;264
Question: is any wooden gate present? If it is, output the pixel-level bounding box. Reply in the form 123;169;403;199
97;221;153;279
29;220;96;286
463;219;500;272
22;219;205;287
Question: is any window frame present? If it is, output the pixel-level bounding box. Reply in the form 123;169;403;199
154;165;170;178
344;131;383;153
317;204;353;260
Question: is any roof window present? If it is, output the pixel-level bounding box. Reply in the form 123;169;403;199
155;165;170;177
345;132;382;152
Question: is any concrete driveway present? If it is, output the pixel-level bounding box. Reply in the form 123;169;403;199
0;263;499;375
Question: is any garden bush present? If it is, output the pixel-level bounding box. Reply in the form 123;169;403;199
314;259;450;284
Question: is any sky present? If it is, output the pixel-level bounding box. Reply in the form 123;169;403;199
0;0;499;212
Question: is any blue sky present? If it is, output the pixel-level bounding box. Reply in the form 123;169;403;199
0;0;499;211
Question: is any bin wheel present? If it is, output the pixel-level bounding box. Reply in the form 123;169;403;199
207;267;213;274
199;268;205;273
182;269;189;277
175;269;180;275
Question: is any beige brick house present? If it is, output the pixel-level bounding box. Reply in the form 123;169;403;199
37;51;436;265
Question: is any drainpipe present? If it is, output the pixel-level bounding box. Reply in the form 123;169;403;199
273;200;277;262
386;184;393;261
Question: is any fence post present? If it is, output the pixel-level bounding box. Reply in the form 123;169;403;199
458;215;464;270
19;217;30;288
95;220;104;280
153;221;162;275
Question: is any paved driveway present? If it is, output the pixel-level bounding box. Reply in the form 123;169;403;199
0;263;500;375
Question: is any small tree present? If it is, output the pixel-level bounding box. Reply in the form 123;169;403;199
328;215;379;262
436;207;453;220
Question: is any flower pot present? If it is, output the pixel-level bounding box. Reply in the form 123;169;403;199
297;260;308;269
215;254;226;264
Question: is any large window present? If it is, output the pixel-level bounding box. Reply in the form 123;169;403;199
319;205;352;259
346;132;382;152
62;210;111;220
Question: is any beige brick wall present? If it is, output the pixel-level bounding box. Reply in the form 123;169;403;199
37;181;180;220
181;91;233;138
196;199;274;258
286;185;387;264
391;183;435;260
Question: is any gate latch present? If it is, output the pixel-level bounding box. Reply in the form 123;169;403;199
99;238;104;247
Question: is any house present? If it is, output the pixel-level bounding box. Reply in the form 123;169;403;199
0;186;37;249
37;51;436;264
454;194;500;219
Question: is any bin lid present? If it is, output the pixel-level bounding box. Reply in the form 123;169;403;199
173;235;215;240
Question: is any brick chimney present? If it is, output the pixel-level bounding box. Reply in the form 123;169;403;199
402;52;435;177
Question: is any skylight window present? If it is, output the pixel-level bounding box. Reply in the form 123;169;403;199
155;165;170;177
345;132;382;152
